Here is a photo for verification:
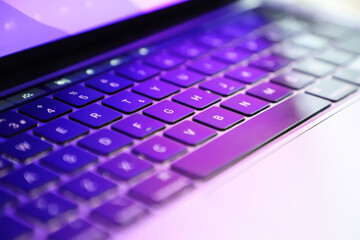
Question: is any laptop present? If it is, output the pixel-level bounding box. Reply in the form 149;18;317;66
1;0;360;239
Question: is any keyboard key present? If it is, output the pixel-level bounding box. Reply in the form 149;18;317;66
6;88;46;105
212;47;252;64
49;219;108;240
69;104;122;128
1;164;58;192
225;66;268;84
33;118;89;144
92;197;147;226
0;111;37;137
292;33;328;50
133;136;186;162
143;100;194;124
115;62;160;81
336;36;360;54
164;120;216;146
144;52;184;70
237;37;273;52
334;68;360;85
129;171;192;204
41;146;97;173
0;188;16;207
170;41;209;58
85;73;133;94
306;78;356;102
61;172;116;200
247;82;292;102
250;54;290;72
19;192;77;222
172;94;330;179
271;72;315;90
0;216;33;240
102;91;152;114
0;100;14;112
98;153;153;181
19;98;72;122
294;59;335;77
193;106;244;130
199;77;245;96
172;88;220;110
0;134;52;162
316;48;354;66
54;85;104;108
195;32;231;47
112;114;165;139
221;94;269;116
132;79;180;100
219;24;254;38
78;129;132;155
161;68;205;87
312;22;349;39
0;157;13;172
187;58;228;75
274;43;310;60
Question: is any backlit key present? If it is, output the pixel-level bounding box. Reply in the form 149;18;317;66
133;136;186;162
271;72;315;90
170;41;209;58
199;77;245;96
226;66;268;84
221;94;269;116
195;32;231;47
53;85;104;108
143;100;194;124
129;171;192;204
161;68;205;87
193;106;244;130
144;52;184;70
237;37;273;52
247;82;292;102
102;91;152;114
187;58;228;75
0;111;37;138
251;54;290;72
164;120;216;146
294;59;335;77
212;47;252;64
85;73;133;94
132;79;180;100
115;62;160;81
172;88;220;110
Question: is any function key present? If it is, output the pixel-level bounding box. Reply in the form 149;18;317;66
53;85;104;108
112;114;165;139
306;78;356;102
199;77;245;96
225;66;268;84
316;48;354;66
129;171;192;205
271;72;315;90
187;58;228;75
98;153;153;181
250;54;290;72
41;146;97;173
237;37;273;52
195;32;231;47
0;216;33;240
161;68;205;87
221;94;269;116
69;104;122;128
212;47;252;64
0;100;13;112
193;106;244;130
143;100;194;124
49;219;108;240
292;33;328;50
33;118;88;144
61;172;116;200
172;88;220;110
18;98;72;122
0;188;16;207
144;52;184;70
334;68;360;85
0;111;37;137
0;134;52;162
164;120;216;146
78;129;132;155
133;136;186;163
102;91;152;114
85;73;133;94
6;88;46;105
0;156;13;172
247;82;292;102
1;164;58;193
294;59;335;77
170;41;209;59
132;79;180;100
115;62;160;81
18;192;77;222
92;197;147;226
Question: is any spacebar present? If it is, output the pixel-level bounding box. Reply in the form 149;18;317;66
172;94;331;179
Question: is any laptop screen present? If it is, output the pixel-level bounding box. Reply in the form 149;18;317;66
1;0;187;58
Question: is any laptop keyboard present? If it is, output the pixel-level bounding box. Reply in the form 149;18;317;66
1;7;360;240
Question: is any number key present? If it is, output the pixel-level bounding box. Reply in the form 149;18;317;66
54;85;104;108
